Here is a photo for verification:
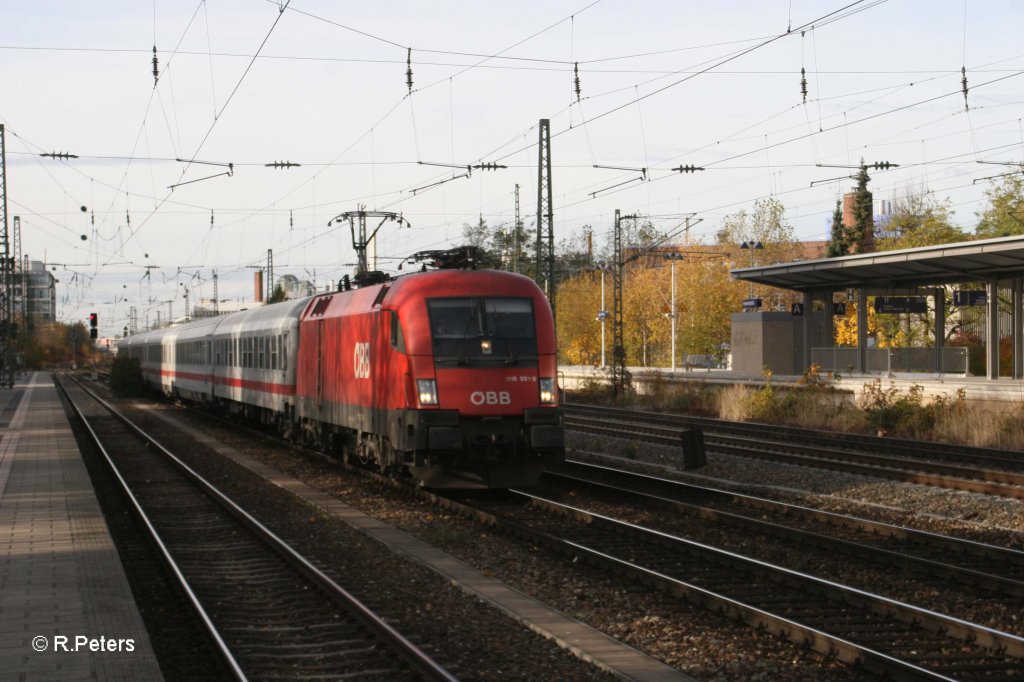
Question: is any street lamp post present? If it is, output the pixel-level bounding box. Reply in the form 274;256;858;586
594;267;611;367
663;253;684;372
600;270;606;367
739;240;763;304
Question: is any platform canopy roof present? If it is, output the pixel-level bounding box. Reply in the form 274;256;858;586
731;235;1024;292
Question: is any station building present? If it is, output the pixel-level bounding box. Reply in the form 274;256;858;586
730;234;1024;382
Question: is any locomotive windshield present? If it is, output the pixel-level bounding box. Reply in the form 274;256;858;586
428;297;537;365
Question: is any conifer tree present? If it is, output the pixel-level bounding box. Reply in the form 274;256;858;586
826;199;848;257
849;163;875;253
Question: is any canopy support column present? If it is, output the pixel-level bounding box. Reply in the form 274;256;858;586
987;278;1000;380
933;288;945;373
801;290;813;372
1013;278;1023;380
857;288;868;373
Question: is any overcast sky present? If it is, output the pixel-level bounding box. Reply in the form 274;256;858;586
2;0;1023;334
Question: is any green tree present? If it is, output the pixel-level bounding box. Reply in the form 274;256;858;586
876;193;965;250
716;197;801;308
716;197;801;263
975;174;1024;237
849;163;875;253
16;321;93;369
267;284;287;303
460;217;501;268
461;216;537;271
826;199;849;257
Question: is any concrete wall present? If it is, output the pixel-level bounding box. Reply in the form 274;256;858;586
730;311;828;378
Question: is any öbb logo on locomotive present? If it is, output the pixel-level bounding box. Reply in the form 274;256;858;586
353;342;370;379
470;391;512;406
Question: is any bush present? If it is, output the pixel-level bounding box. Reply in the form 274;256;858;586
109;355;146;398
856;380;937;437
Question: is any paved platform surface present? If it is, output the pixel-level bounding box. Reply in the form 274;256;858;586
146;406;694;682
0;373;163;682
561;364;1024;403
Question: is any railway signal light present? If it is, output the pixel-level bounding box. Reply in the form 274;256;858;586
89;312;98;339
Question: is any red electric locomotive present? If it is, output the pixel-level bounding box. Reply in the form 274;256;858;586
118;247;564;488
294;255;564;488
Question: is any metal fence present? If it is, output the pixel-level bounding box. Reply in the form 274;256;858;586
811;347;969;375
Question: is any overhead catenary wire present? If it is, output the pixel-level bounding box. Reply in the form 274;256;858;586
12;0;1024;315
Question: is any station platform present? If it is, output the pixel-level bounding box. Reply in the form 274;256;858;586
560;364;1024;403
0;372;163;682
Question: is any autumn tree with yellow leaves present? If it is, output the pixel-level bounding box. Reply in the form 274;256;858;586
556;254;742;367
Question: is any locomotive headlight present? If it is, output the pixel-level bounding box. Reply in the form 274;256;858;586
539;377;556;404
417;379;439;406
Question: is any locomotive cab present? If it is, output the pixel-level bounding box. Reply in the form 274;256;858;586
407;293;564;487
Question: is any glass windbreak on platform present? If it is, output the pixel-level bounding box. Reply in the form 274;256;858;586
428;297;537;365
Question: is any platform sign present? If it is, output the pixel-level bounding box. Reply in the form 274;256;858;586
953;290;986;306
874;296;927;314
833;302;847;316
791;303;804;316
741;298;762;310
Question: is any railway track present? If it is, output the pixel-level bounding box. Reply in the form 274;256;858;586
438;488;1024;681
565;404;1024;499
58;376;456;682
567;403;1024;472
545;459;1024;597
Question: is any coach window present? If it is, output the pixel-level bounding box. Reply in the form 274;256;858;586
390;310;406;353
281;333;288;371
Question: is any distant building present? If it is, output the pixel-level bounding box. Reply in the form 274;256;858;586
16;260;57;329
277;274;315;299
189;300;252;320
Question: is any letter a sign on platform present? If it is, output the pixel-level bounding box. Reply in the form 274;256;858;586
791;303;804;316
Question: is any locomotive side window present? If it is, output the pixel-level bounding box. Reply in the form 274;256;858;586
390;310;406;353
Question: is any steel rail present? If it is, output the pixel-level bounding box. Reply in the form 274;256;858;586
567;402;1024;471
55;377;248;682
435;490;957;681
479;490;1024;680
565;413;1024;499
65;376;458;682
547;460;1024;596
